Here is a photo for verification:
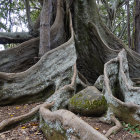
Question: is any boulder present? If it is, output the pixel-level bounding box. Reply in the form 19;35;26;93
69;86;107;116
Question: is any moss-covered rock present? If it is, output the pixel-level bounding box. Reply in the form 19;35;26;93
68;86;107;116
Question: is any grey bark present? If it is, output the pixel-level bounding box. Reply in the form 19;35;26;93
0;13;76;105
24;0;33;32
40;108;108;140
0;0;66;73
0;38;39;73
0;32;32;44
74;0;140;83
39;0;52;56
134;0;140;53
126;0;131;48
103;49;140;127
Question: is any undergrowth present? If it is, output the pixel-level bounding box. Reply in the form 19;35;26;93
122;122;140;135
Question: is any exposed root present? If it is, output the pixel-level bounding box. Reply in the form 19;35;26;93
0;37;39;73
0;102;54;132
0;0;66;73
45;63;77;110
76;76;88;88
0;9;76;106
61;63;77;91
40;107;108;140
104;49;140;127
105;115;122;138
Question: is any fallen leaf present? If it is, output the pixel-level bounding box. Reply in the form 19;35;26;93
95;127;99;130
31;123;38;126
21;126;26;129
16;107;20;109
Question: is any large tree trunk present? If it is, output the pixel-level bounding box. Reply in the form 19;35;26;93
134;0;140;53
73;0;140;83
0;0;140;139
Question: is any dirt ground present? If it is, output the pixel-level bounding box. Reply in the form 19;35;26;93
0;103;140;140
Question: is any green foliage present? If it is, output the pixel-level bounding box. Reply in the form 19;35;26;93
123;122;140;134
30;9;40;22
0;0;41;32
0;0;26;32
97;0;134;45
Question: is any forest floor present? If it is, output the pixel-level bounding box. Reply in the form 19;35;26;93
0;103;140;140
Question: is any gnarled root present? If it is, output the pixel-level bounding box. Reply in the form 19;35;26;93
0;10;76;106
104;49;140;127
0;0;66;73
39;106;108;140
105;115;122;138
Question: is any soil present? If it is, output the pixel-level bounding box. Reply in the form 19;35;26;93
82;117;140;140
0;103;140;140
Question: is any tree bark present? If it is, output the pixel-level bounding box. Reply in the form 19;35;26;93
0;38;39;73
74;0;140;84
0;32;32;44
24;0;33;32
126;0;131;48
102;49;140;128
134;0;140;53
39;0;52;56
40;107;108;140
0;12;76;105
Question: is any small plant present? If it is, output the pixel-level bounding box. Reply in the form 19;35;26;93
122;122;140;134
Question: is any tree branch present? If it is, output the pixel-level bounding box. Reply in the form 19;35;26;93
119;22;127;39
24;0;33;32
0;32;32;44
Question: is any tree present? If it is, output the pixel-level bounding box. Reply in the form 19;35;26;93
134;0;140;53
0;0;140;139
126;0;131;48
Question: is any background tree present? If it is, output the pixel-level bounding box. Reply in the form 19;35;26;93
97;0;139;51
134;0;140;53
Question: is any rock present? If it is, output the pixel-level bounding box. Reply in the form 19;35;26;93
94;75;104;91
68;86;107;116
103;130;106;134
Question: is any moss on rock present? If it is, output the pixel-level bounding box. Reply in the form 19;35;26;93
69;86;107;116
